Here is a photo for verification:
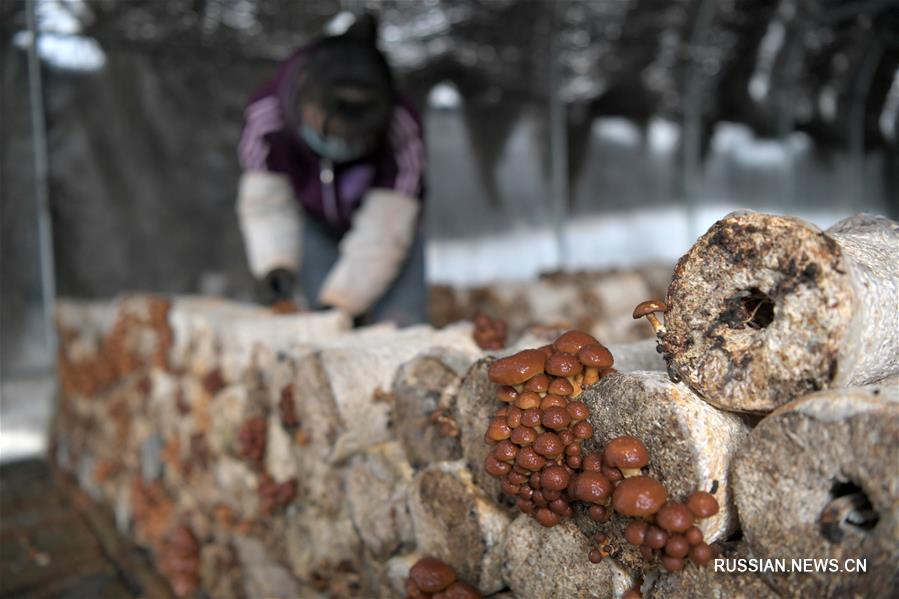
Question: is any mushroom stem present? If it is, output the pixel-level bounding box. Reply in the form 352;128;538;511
620;467;642;479
583;367;600;387
644;313;665;336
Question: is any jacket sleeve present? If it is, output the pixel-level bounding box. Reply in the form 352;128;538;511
384;104;426;198
236;170;302;278
317;188;420;316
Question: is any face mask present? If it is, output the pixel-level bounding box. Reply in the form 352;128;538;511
299;123;367;163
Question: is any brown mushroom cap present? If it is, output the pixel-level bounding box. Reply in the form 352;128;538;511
553;330;599;354
540;465;571;491
571;471;613;504
409;557;458;593
541;406;572;430
496;386;519;403
661;555;684;572
548;377;574;396
582;452;603;472
565;401;590;421
685;525;704;546
644;525;668;549
665;534;690;558
690;542;714;566
515;447;546;471
488;349;546;385
632;299;667;319
577;344;614;369
655;502;694;533
524;373;551;393
434;580;483;599
535;507;560;527
686;491;720;519
520;408;541;428
545;352;584;377
514;391;542;410
611;476;668;517
624;520;648;545
603;436;650;470
533;432;564;458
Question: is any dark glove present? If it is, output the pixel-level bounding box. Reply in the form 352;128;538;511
257;268;296;306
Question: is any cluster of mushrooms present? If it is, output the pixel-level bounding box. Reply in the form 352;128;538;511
472;311;508;350
484;330;720;572
406;556;482;598
484;330;613;527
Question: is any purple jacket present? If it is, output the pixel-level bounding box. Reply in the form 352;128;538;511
238;46;425;232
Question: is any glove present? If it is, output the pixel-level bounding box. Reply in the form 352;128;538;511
257;268;296;306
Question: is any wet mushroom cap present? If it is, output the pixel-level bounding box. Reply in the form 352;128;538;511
434;580;483;599
661;555;684;572
603;436;650;470
665;535;690;558
409;557;458;593
644;525;668;549
533;432;565;458
686;491;720;519
524;374;550;393
572;471;613;504
541;465;570;491
611;476;668;517
541;406;572;430
632;299;667;319
656;502;694;533
624;520;648;545
496;386;519;403
545;352;584;377
690;542;714;566
577;344;614;369
553;330;599;355
548;377;574;396
488;349;546;385
566;401;590;421
582;452;603;472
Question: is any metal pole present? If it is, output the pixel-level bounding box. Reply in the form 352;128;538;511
26;0;58;362
549;4;569;270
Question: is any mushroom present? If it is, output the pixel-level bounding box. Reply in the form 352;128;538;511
661;555;684;572
611;476;667;517
664;534;690;558
548;377;574;396
488;349;546;386
655;502;694;533
684;525;704;546
545;352;584;378
602;436;650;478
553;330;599;355
686;491;720;519
644;525;668;549
577;344;614;386
632;299;667;337
514;391;542;410
533;432;565;458
541;465;571;492
409;557;458;594
624;520;648;546
524;374;550;394
565;401;590;422
689;542;714;566
571;471;613;504
496;386;519;403
541;406;572;431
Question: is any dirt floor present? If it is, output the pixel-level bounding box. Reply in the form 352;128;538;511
0;459;172;598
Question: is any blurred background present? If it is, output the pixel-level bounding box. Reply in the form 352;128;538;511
2;0;898;461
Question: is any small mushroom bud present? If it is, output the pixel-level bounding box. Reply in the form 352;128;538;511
603;436;650;478
488;349;547;385
655;502;694;533
546;352;584;377
541;406;572;430
542;488;561;502
553;330;599;354
501;479;520;496
510;426;538;446
520;408;541;428
516;498;535;514
686;491;719;519
572;471;613;504
588;505;609;522
529;472;541;489
515;391;542;410
485;417;512;443
684;526;704;546
505;406;523;429
588;548;604;564
558;429;575;445
516;447;547;471
566;454;582;469
549;498;572;517
690;542;714;566
535;507;560;528
582;452;603;472
484;454;510;477
518;486;534;500
564;443;581;456
601;464;623;483
540;394;568;410
632;300;667;336
639;545;655;561
664;535;690;558
533;490;548;507
624;520;649;546
565;400;590;422
435;580;482;599
525;373;551;393
548;377;574;396
571;420;594;440
661;555;684;572
496;386;519;403
409;557;458;593
541;465;570;491
533;432;565;458
507;471;528;485
644;525;668;549
611;476;667;517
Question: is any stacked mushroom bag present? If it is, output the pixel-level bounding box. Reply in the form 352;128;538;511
636;212;899;596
